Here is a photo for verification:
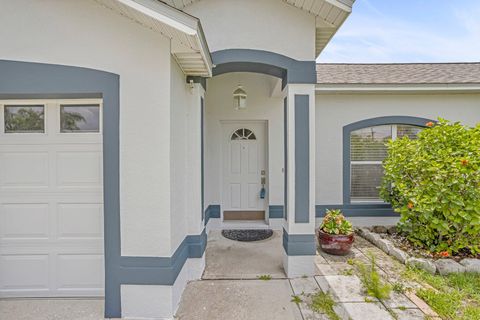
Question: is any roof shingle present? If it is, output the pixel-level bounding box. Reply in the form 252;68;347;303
316;63;480;85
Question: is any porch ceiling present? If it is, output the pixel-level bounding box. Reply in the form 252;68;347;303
159;0;354;57
96;0;212;76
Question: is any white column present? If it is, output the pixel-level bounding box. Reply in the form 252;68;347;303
283;83;316;278
186;83;206;236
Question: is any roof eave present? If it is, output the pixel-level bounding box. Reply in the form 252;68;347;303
315;83;480;93
101;0;212;77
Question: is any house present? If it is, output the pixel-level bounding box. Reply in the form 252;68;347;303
0;0;479;319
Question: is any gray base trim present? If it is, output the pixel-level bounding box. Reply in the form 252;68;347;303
269;205;284;219
211;49;316;88
282;228;316;256
205;204;220;225
316;204;398;217
267;205;398;218
117;229;207;285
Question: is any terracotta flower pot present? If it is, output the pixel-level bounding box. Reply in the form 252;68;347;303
318;230;354;255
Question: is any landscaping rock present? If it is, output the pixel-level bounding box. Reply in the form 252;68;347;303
434;259;465;275
459;258;480;273
387;225;397;235
357;228;370;236
389;247;409;264
375;238;393;255
364;231;381;244
406;258;436;274
372;225;388;234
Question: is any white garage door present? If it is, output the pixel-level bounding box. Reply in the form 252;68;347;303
0;99;104;298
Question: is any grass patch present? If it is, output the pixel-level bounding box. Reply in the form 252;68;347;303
309;291;340;320
392;282;406;294
354;255;391;300
291;295;303;305
402;266;480;320
417;289;461;319
258;274;272;281
341;268;354;276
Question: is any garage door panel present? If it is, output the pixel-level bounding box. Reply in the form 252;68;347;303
0;152;49;188
56;151;102;188
56;254;104;290
57;203;103;239
0;203;50;240
0;99;104;298
0;254;50;291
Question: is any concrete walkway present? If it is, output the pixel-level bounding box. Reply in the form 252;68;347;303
202;230;285;279
315;236;432;320
177;230;434;320
176;279;303;320
1;232;436;320
0;298;105;320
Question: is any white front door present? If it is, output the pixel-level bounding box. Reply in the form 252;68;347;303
222;122;267;214
0;99;104;298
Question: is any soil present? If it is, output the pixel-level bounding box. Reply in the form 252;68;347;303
373;230;480;261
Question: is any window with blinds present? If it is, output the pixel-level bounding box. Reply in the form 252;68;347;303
350;124;422;202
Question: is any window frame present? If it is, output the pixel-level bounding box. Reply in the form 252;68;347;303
343;116;432;205
0;98;103;137
59;102;102;134
1;103;47;134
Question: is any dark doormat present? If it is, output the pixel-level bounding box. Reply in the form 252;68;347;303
221;229;273;242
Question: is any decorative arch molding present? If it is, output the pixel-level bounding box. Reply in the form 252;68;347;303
342;116;434;204
211;49;316;87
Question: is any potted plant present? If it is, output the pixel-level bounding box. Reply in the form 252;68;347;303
318;209;354;255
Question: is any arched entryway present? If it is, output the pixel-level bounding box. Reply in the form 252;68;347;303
200;49;318;279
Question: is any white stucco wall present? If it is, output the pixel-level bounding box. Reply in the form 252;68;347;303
0;0;173;257
170;58;189;252
185;0;316;61
204;73;284;210
315;92;480;205
170;58;204;252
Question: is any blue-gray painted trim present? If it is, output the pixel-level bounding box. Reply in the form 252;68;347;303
343;116;433;205
268;204;398;218
0;60;120;317
201;98;205;222
211;49;316;88
316;204;398;217
204;205;220;225
282;228;316;256
294;95;310;223
187;76;206;91
283;97;288;221
117;229;207;286
269;205;284;219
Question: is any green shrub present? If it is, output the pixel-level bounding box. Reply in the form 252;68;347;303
381;119;480;254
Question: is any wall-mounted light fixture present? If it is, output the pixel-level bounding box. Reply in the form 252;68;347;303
233;85;247;110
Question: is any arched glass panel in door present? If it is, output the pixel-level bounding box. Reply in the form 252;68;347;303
231;128;256;140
